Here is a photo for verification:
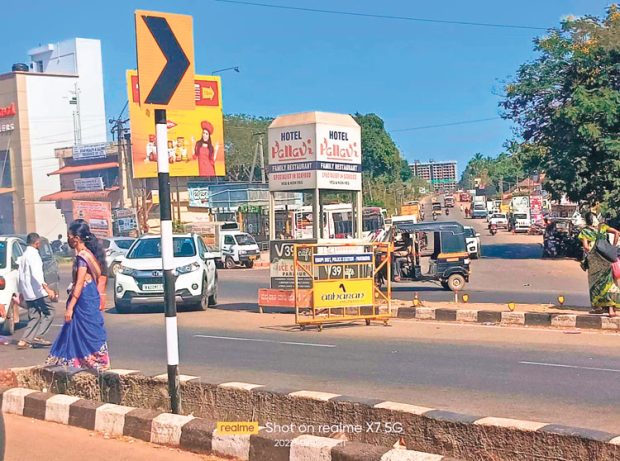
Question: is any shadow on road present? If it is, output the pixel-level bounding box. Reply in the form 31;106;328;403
482;243;543;260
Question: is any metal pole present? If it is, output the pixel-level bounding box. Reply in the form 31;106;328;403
259;135;266;184
269;192;276;240
312;188;320;240
356;191;363;239
155;109;181;414
117;122;125;208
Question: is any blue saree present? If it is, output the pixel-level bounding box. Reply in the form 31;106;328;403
46;250;110;370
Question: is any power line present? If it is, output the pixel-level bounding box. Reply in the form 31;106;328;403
215;0;548;31
392;117;503;132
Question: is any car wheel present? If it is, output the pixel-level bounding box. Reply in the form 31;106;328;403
447;274;466;292
244;260;254;269
196;279;209;311
208;275;218;307
114;299;131;314
109;262;121;278
224;257;236;270
471;251;479;260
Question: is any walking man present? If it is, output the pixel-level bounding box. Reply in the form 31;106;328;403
16;233;56;349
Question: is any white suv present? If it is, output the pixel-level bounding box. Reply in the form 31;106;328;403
489;213;509;228
114;233;218;314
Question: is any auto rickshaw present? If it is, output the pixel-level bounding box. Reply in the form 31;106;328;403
376;221;471;291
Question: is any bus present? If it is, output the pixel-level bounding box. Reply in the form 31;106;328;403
273;204;386;240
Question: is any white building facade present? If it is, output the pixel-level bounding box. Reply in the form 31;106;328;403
0;38;106;238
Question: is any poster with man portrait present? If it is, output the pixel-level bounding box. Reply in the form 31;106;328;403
126;70;225;178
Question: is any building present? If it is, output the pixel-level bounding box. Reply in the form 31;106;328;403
42;143;126;237
0;38;106;237
410;160;458;193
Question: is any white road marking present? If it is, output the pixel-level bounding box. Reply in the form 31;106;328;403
519;361;620;373
193;334;335;348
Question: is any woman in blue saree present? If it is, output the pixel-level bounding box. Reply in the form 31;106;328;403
46;221;110;370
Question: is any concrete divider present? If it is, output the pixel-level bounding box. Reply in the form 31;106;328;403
2;366;619;460
394;306;619;331
0;384;458;461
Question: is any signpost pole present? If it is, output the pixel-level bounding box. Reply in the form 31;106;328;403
155;108;181;414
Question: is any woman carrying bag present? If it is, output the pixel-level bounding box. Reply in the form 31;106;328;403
579;212;620;317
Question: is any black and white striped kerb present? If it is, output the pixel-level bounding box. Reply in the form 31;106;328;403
155;108;181;414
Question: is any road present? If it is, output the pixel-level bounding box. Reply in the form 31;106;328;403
3;206;617;436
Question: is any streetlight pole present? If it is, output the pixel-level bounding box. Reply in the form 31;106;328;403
211;66;240;74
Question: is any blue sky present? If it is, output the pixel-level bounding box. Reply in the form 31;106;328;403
0;0;612;171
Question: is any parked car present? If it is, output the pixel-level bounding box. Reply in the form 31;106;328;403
0;235;60;335
464;226;481;259
489;213;509;228
101;237;136;277
114;233;218;314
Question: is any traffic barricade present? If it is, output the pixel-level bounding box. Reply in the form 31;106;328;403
293;242;392;331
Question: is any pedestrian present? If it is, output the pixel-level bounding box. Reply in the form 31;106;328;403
51;234;63;254
46;221;110;370
16;233;57;350
578;212;620;317
465;207;470;218
459;204;464;214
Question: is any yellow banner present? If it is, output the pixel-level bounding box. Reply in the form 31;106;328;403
127;70;225;178
313;279;374;308
216;421;259;435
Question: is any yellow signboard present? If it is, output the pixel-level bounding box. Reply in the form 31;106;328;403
313;279;374;309
135;10;195;109
127;70;225;178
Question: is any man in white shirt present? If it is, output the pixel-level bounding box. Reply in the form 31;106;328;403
16;233;56;349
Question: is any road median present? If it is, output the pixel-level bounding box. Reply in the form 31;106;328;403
392;300;620;331
2;366;619;460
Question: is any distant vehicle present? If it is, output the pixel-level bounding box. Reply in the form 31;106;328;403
190;222;260;269
114;233;218;313
471;204;488;219
489;213;508;228
512;212;531;233
0;235;60;335
463;226;481;259
444;196;455;208
431;202;442;214
101;237;136;277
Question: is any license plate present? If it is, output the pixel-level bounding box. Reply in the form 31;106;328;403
142;284;163;291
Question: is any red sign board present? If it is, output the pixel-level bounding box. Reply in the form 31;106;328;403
0;103;16;118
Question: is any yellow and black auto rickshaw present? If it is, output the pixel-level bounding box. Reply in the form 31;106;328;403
377;221;471;291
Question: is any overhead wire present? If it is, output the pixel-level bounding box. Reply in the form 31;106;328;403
215;0;548;31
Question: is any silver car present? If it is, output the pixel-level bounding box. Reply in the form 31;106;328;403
101;237;136;277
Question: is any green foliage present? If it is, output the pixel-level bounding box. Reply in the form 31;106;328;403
460;152;525;195
224;114;272;182
501;5;620;215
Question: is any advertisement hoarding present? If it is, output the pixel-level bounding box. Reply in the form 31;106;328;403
267;113;361;192
73;143;107;161
127;70;225;178
188;183;210;208
269;239;315;290
74;177;104;192
72;200;112;238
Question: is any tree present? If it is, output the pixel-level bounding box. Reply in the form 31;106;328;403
223;114;272;182
353;113;403;179
501;6;620;216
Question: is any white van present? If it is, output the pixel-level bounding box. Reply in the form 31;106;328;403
219;230;261;269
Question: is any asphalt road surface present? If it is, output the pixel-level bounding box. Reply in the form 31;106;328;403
3;207;614;436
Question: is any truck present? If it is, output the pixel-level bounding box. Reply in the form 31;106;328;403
509;196;531;232
189;221;261;269
444;196;455;208
400;201;421;220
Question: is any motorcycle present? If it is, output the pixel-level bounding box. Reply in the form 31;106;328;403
432;213;438;222
445;208;450;216
489;223;498;236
